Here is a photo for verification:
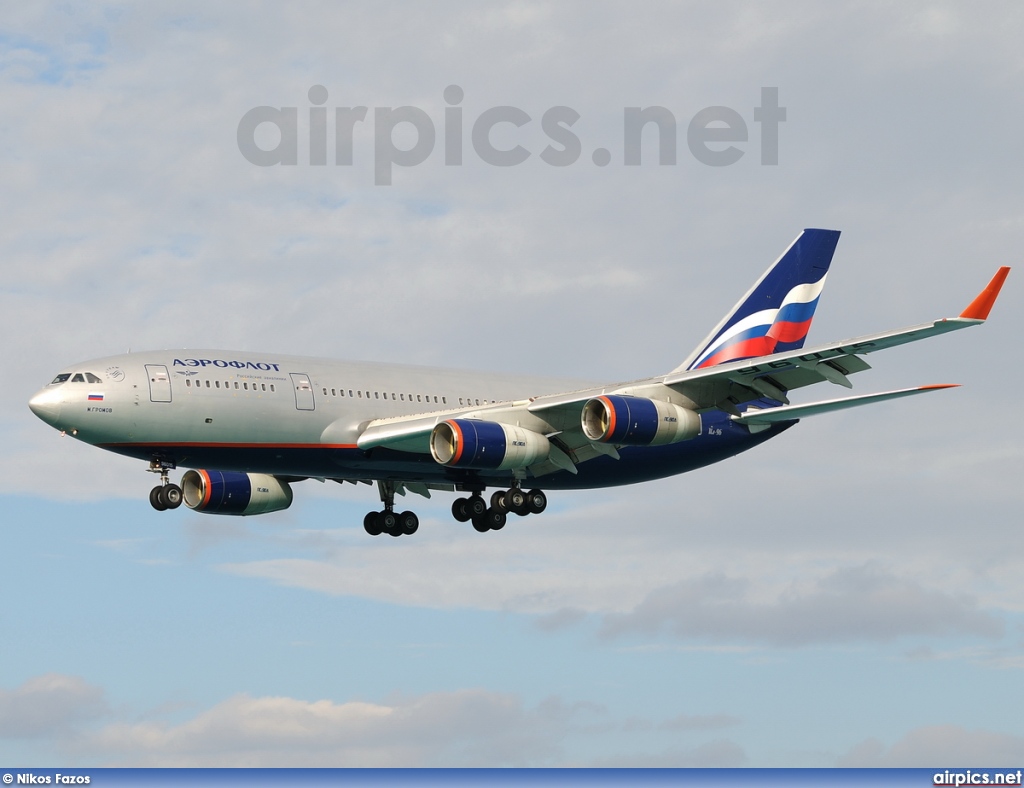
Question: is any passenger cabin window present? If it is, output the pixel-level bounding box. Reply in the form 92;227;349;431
50;374;71;385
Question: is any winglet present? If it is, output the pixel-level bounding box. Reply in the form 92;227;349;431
960;267;1011;320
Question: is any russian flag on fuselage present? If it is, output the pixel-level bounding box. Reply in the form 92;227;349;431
683;229;840;371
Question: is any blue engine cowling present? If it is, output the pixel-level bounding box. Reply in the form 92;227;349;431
430;419;550;470
181;470;293;516
581;395;701;446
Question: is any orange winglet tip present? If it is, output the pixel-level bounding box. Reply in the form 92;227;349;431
918;384;960;391
960;266;1011;320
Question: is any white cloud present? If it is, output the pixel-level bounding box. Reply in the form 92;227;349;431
83;688;597;767
840;725;1024;767
0;674;106;738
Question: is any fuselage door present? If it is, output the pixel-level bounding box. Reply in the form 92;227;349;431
145;364;172;403
290;373;315;411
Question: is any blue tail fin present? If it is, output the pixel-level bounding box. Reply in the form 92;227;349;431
677;229;840;372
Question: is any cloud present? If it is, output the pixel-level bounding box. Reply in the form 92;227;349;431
0;674;106;738
84;689;600;767
840;725;1024;767
599;564;1002;646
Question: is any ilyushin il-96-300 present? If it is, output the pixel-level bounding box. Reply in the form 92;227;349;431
29;230;1009;537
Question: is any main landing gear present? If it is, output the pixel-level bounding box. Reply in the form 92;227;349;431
362;482;548;537
451;488;547;533
147;459;182;511
363;480;419;538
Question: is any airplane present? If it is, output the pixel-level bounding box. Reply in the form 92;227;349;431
27;229;1010;537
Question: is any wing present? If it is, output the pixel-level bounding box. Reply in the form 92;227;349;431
355;267;1009;476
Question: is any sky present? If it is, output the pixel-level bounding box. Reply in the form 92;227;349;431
2;0;1024;768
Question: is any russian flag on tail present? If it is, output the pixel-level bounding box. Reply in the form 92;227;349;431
680;229;840;372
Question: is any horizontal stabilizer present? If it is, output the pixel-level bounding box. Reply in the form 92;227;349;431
732;384;960;426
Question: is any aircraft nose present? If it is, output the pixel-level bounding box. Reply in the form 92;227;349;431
28;388;62;426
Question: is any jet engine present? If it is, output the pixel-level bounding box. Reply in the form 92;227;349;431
181;470;293;516
430;419;550;470
581;395;701;446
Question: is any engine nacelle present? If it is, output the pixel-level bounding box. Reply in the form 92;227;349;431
181;470;293;516
581;395;701;446
430;419;550;470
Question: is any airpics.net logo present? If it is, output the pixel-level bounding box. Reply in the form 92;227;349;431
237;85;786;185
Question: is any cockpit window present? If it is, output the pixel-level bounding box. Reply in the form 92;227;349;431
50;373;72;385
71;373;85;383
85;372;102;383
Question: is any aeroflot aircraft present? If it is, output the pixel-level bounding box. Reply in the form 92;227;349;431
29;230;1010;537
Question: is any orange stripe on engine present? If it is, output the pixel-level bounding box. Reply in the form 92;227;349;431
199;469;213;510
600;396;616;442
449;420;465;464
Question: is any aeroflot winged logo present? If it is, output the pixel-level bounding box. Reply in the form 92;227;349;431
173;358;282;372
691;276;827;369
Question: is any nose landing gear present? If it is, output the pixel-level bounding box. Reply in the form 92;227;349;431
147;459;182;511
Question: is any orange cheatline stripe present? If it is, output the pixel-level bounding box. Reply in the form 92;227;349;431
960;266;1011;320
105;442;360;449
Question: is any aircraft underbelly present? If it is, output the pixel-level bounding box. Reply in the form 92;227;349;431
98;418;791;491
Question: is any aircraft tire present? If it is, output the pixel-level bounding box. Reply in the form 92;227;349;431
399;511;419;535
491;490;509;512
452;498;471;522
149;486;168;511
379;510;398;534
526;489;547;515
487;508;507;531
504;488;528;516
467;495;487;518
364;511;383;536
471;513;491;532
162;484;183;509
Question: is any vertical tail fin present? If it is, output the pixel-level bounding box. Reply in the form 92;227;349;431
676;229;841;372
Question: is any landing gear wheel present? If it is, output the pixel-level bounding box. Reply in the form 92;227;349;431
399;511;419;535
161;484;183;509
471;514;491;533
379;510;398;534
364;511;383;536
526;489;547;515
452;498;471;522
472;507;506;532
491;490;510;512
487;508;507;531
149;486;168;512
467;495;487;518
505;488;526;511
